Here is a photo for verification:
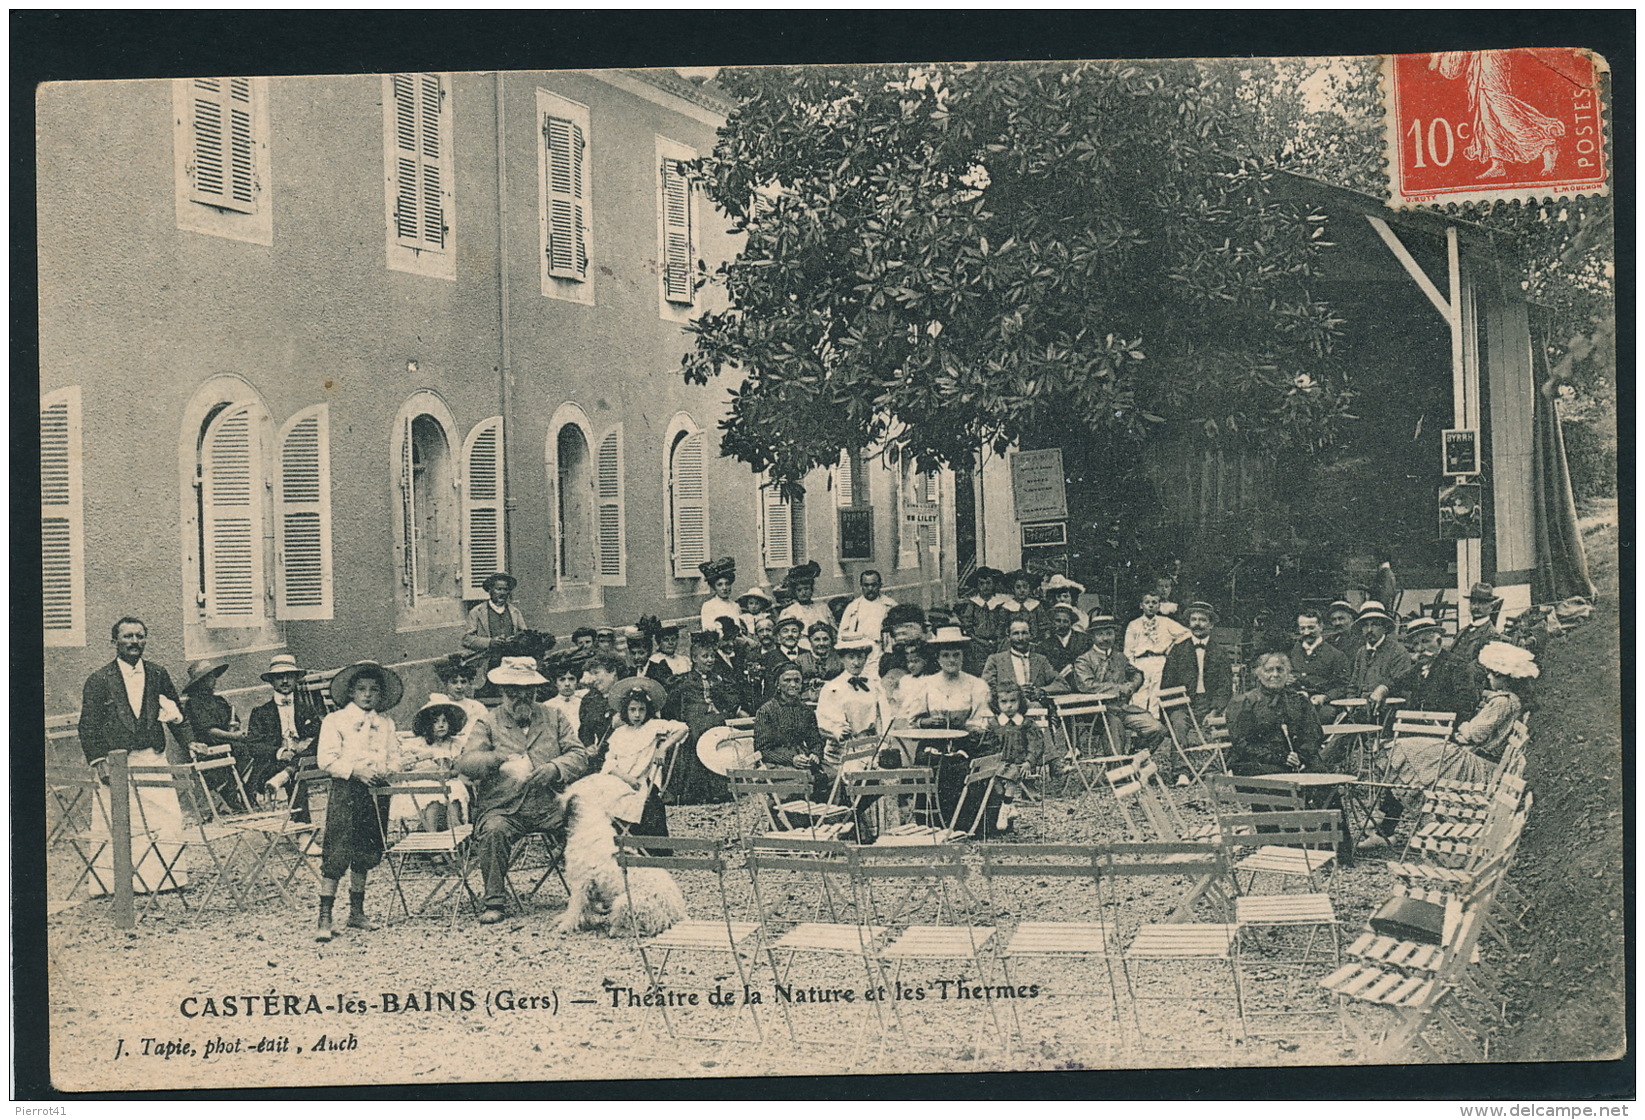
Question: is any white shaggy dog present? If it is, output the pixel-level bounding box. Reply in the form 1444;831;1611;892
554;773;687;937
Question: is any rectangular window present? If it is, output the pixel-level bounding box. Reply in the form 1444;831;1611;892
275;405;333;620
173;77;271;244
538;90;592;302
762;479;807;570
41;389;85;647
656;136;697;319
383;72;455;279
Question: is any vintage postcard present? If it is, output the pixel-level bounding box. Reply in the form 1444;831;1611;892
32;42;1620;1096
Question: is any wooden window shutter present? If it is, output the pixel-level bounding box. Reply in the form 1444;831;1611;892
921;471;940;550
41;391;85;645
669;430;709;578
661;157;694;303
275;406;333;620
462;417;504;597
835;449;856;509
392;73;449;251
545;115;588;280
201;402;266;625
762;478;804;568
595;428;625;585
189;78;257;213
398;414;416;604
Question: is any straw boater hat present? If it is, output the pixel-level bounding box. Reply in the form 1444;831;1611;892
1182;601;1219;625
1477;641;1539;680
775;614;804;633
1354;600;1395;627
411;694;469;741
487;655;549;688
331;660;405;710
481;572;517;592
181;658;230;694
926;625;972;648
835;635;875;653
1086;613;1120;632
1049;601;1089;630
736;586;774;610
260;653;305;684
698;556;736;584
1327;600;1356;618
1403;616;1443;640
610;675;669;712
1042;573;1086;596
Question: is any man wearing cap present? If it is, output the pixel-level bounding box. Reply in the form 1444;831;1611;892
1404;616;1480;721
1072;616;1169;757
1450;582;1503;687
463;657;594;925
983;617;1070;705
462;573;528;680
1324;600;1359;655
1040;601;1094;676
1290;609;1351;710
1160;603;1235;764
1346;601;1414;705
761;615;812;705
246;653;324;797
837;569;898;670
698;557;740;633
777;561;833;635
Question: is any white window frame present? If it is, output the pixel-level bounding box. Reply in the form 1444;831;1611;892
41;387;86;647
546;401;605;611
274;403;334;621
391;391;464;633
664;413;711;587
537;89;593;304
382;72;456;280
177;376;282;660
172;77;272;245
656;135;698;321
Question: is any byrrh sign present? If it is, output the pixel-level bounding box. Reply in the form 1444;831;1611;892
1009;448;1067;522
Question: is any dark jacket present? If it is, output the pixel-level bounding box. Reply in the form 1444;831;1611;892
79;659;195;765
1160;636;1234;713
245;697;323;789
1406;649;1481;721
1348;637;1414;698
1225;686;1323;776
1039;629;1094;675
753;696;825;770
1288;640;1352;702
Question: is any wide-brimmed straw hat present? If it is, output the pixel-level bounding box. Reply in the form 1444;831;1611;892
927;625;972;648
1042;573;1086;596
331;660;405;710
181;659;230;694
835;635;875;653
1403;617;1443;640
412;694;469;740
1354;601;1395;627
488;656;549;688
736;586;774;609
260;653;305;684
1478;641;1539;679
610;675;668;712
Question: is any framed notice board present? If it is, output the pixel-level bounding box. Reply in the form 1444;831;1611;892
1010;448;1067;522
838;507;874;560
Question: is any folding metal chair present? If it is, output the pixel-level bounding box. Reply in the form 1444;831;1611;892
123;764;212;913
504;828;569;912
976;843;1120;1058
842;767;954;846
614;834;764;1043
374;771;480;927
1133;750;1220;842
946;754;1007;840
1104;755;1174;842
1107;842;1246;1050
180;756;320;908
47;763;96;850
53;765;116;901
853;844;1005;1054
1050;694;1126;794
1219;809;1343;894
1156;686;1224;783
742;836;890;1053
727;768;854;846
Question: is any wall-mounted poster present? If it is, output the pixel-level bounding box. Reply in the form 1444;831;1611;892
1009;448;1067;522
837;507;874;560
1440;481;1484;540
1443;428;1480;476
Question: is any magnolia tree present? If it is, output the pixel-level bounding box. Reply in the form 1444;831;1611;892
680;60;1358;489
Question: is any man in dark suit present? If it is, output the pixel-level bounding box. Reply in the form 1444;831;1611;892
245;653;325;806
1403;617;1480;721
79;617;196;767
1039;602;1093;676
982;617;1070;705
1159;602;1234;772
1289;609;1351;709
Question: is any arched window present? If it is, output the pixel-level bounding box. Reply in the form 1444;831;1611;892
393;395;462;623
665;414;709;579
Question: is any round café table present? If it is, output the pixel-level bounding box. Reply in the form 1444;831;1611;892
888;727;971;766
1323;722;1383;775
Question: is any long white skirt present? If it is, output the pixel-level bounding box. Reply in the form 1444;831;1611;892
89;749;189;894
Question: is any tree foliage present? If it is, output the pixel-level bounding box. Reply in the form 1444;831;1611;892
682;61;1358;486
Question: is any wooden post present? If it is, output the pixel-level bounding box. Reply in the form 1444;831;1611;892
106;749;135;930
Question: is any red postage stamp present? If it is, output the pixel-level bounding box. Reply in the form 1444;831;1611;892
1385;48;1608;206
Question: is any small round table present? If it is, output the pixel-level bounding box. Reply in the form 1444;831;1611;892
889;727;971;765
1323;722;1384;775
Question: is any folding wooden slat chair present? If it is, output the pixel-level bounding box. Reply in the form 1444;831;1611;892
727;768;854;846
976;843;1120;1058
1133;750;1220;842
123;764;218;914
842;767;954;847
181;756;320;908
946;754;1008;841
742;836;890;1054
1219;809;1343;895
854;844;1005;1055
1156;686;1222;784
614;834;764;1043
1104;755;1174;842
1106;842;1246;1050
374;771;480;927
